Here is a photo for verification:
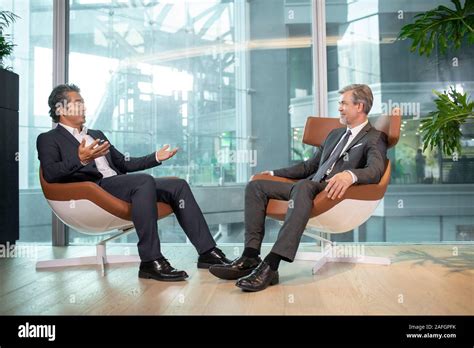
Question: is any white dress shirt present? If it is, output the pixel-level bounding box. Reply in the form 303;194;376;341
59;123;118;178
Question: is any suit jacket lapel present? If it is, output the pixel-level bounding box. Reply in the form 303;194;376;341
55;124;80;146
345;122;372;152
87;129;115;166
86;129;99;140
321;128;346;163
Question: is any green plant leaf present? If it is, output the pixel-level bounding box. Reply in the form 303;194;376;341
420;88;474;155
398;0;474;57
0;11;19;31
0;10;19;68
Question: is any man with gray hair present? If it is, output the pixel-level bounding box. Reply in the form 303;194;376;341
210;84;388;292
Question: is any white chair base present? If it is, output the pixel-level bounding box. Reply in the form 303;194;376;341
295;231;391;274
295;250;391;275
36;228;140;276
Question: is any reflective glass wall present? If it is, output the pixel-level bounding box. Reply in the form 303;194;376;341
1;0;53;243
9;0;473;246
325;0;474;242
66;0;315;244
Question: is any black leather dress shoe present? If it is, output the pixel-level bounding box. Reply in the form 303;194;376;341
208;255;262;280
139;258;188;282
197;247;232;269
235;261;279;292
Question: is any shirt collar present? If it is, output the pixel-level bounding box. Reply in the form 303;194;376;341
59;123;87;136
347;119;368;137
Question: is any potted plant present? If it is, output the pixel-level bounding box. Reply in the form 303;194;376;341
0;10;20;246
0;10;19;69
398;0;474;155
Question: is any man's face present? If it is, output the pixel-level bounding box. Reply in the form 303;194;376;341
338;90;363;126
57;91;86;127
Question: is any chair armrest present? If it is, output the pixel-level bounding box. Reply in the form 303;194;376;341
251;162;390;201
250;174;297;184
261;161;391;219
40;172;174;220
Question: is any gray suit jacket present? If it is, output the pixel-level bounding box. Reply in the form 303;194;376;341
273;122;387;185
37;125;160;183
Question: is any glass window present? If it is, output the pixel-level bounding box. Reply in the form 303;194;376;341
1;0;54;243
14;0;473;246
67;0;315;244
326;0;474;242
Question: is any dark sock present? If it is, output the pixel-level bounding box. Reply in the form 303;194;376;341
264;252;282;271
142;256;165;264
200;246;217;256
242;247;259;259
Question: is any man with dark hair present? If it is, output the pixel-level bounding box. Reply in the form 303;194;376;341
209;84;388;292
37;84;230;281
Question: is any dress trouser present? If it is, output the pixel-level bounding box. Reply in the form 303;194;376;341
99;173;216;262
244;179;326;262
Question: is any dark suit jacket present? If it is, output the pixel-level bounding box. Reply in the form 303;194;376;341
37;125;160;183
274;122;387;185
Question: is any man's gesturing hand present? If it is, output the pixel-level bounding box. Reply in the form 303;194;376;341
78;139;110;164
324;171;353;200
156;144;179;162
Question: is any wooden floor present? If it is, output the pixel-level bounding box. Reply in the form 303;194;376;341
0;244;472;315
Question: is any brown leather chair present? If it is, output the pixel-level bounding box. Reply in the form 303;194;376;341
37;169;174;274
250;111;401;274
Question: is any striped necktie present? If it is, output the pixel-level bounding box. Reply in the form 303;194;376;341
312;129;352;182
